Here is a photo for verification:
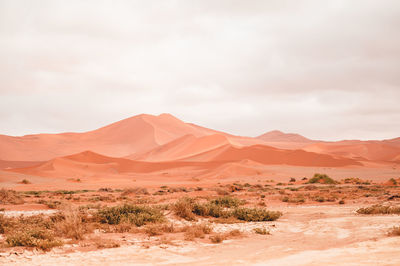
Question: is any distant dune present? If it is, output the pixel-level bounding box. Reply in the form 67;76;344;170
1;113;399;180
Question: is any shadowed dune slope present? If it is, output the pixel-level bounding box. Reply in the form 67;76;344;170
9;151;221;178
303;141;400;162
182;144;362;167
0;160;43;170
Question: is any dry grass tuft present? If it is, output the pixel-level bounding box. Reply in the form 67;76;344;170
182;224;213;241
388;226;400;236
0;189;24;204
172;197;197;221
254;227;270;235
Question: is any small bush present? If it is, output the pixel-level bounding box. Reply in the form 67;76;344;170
254;227;270;235
233;207;282;222
307;173;337;184
209;233;225;243
210;196;243;208
183;224;212;240
0;189;24;204
121;187;149;196
54;210;91;240
6;228;62;251
388;226;400;236
144;223;175;236
21;179;31;184
172;197;197;221
356;205;400;215
97;204;165;226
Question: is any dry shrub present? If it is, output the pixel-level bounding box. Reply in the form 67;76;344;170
182;224;213;241
121;187;149;196
254;227;270;235
210;229;242;243
53;209;92;240
0;189;24;204
216;188;230;196
356;205;400;215
388;226;400;236
6;228;62;251
226;229;242;237
172;197;197;221
91;237;120;249
210;233;225;243
233;207;282;222
144;223;175;236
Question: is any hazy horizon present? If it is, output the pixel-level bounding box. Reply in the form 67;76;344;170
1;0;400;141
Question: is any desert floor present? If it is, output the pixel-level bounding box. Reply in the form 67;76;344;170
1;171;400;265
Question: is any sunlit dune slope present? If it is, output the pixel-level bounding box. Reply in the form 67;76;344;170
0;113;220;161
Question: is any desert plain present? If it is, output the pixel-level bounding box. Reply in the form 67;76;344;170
1;113;400;265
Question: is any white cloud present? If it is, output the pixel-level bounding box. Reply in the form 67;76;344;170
0;0;399;140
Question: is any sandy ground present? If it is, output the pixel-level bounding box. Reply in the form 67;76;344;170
2;205;400;265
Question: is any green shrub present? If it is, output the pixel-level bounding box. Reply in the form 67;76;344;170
233;208;282;222
97;204;165;226
193;203;232;218
209;196;243;208
307;173;337;184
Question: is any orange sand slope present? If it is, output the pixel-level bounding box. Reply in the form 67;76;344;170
9;142;363;180
303;141;400;162
0;114;224;162
182;144;362;167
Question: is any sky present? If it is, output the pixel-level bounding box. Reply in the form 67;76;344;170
1;0;400;141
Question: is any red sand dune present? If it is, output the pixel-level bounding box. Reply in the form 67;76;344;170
127;134;231;161
303;141;400;162
1;113;399;172
9;151;221;178
0;114;221;162
0;160;43;170
9;142;362;180
181;144;361;167
257;130;315;143
256;130;317;149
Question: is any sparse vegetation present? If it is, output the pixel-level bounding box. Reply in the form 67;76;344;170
233;207;282;222
388;226;400;236
254;227;270;235
0;189;24;204
307;173;337;184
97;204;165;226
356;205;400;215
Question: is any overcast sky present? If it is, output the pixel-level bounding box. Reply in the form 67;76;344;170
1;0;399;140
